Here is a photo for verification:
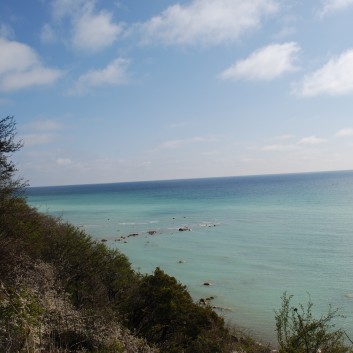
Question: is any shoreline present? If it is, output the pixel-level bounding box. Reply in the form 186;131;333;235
101;230;279;347
100;235;279;349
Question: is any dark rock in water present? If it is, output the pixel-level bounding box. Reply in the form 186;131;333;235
147;230;157;235
199;296;214;305
101;239;107;242
128;233;139;237
179;226;191;231
203;282;212;286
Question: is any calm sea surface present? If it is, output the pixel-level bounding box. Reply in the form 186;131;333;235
26;171;353;344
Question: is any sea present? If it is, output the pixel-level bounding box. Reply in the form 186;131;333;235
26;170;353;344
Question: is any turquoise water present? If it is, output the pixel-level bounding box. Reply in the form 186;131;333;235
27;171;353;344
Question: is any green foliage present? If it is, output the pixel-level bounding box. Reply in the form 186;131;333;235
124;267;232;353
0;196;135;311
275;292;352;353
43;224;136;310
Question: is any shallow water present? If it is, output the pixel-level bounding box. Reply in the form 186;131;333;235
27;170;353;344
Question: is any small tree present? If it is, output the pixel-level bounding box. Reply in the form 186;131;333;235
275;293;352;353
0;116;25;201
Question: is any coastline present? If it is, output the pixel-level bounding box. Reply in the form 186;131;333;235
26;171;353;348
102;228;280;346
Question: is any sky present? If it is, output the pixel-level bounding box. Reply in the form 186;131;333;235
1;0;353;186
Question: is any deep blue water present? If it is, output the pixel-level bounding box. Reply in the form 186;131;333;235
27;170;353;343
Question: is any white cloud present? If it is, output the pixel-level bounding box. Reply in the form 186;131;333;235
51;0;122;52
1;67;62;92
140;0;279;46
298;136;327;145
220;42;300;81
72;5;123;52
0;38;62;92
261;135;327;152
295;49;353;97
320;0;353;16
336;128;353;137
69;58;129;95
0;39;38;75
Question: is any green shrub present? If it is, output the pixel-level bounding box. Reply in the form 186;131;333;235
275;292;352;353
123;267;231;353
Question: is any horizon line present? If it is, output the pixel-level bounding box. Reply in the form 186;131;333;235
26;168;353;189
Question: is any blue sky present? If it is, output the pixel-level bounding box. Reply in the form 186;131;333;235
1;0;353;186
